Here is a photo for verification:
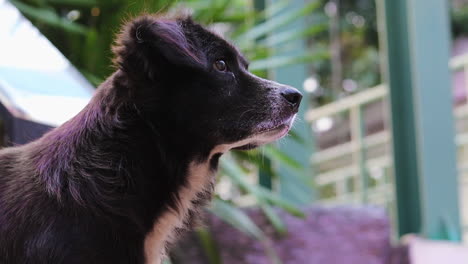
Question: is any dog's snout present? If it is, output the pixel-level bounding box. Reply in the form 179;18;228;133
280;87;302;111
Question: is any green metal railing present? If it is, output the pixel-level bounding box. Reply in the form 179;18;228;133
306;53;468;243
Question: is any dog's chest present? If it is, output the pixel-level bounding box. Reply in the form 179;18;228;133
143;161;214;264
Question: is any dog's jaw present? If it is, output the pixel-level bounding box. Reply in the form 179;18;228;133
213;114;296;154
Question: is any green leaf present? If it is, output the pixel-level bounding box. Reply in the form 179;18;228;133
287;129;306;145
259;23;328;48
262;0;289;19
231;0;291;37
196;227;223;264
46;0;98;7
10;0;88;35
261;204;287;236
211;12;254;23
231;150;275;177
209;199;284;264
236;1;321;43
209;199;265;240
262;145;302;171
256;188;305;218
211;0;233;21
220;158;304;217
249;50;330;71
259;145;314;189
80;70;102;86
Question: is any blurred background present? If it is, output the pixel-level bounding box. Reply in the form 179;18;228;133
2;0;468;263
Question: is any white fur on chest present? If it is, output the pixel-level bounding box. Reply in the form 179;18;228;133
143;161;213;264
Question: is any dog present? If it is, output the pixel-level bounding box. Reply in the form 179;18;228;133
0;14;302;264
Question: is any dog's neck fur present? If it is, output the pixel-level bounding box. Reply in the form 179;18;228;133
29;71;217;263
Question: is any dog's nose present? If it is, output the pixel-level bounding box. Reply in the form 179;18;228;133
280;87;302;111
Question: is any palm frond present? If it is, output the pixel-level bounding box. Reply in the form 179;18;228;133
10;0;89;34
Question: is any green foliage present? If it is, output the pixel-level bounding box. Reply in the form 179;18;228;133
196;227;222;264
309;0;381;105
10;0;89;34
452;1;468;36
210;199;265;240
220;158;304;218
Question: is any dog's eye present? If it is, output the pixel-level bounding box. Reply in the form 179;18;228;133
214;60;227;72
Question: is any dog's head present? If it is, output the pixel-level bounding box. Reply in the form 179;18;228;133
113;15;302;156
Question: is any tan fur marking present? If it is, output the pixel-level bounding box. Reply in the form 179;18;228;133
144;161;213;264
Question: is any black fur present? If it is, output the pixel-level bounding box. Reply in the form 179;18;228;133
0;15;301;263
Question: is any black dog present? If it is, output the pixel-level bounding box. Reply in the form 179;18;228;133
0;15;302;264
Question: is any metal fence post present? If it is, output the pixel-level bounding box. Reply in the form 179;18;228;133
349;105;368;203
379;0;461;240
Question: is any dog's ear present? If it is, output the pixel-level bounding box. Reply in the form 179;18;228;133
113;16;205;80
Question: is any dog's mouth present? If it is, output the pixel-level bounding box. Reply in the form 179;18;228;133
233;115;295;150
